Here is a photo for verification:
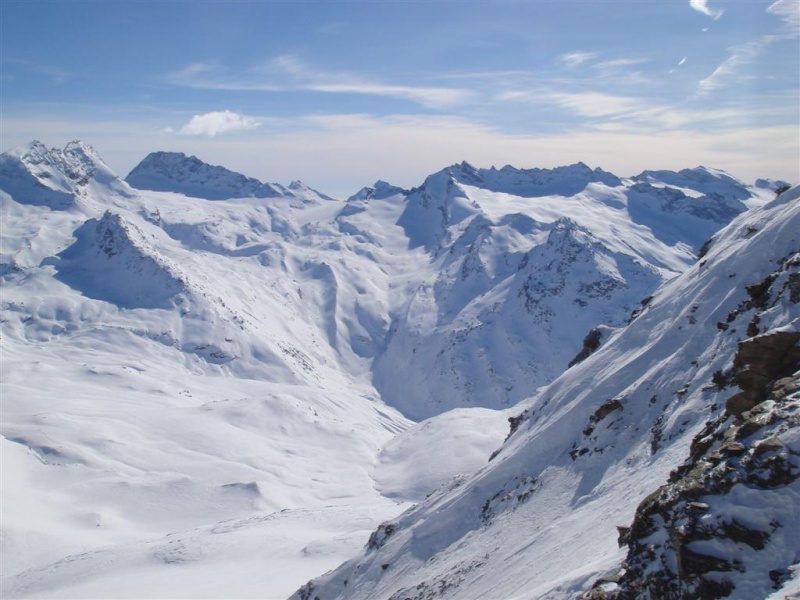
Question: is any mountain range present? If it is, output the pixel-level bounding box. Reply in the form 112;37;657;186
0;141;796;599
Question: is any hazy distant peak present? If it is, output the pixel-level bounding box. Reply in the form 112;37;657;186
347;180;406;202
633;166;752;201
434;161;623;196
125;151;282;200
125;151;339;203
0;139;131;207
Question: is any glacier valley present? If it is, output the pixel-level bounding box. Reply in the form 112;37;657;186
1;141;797;600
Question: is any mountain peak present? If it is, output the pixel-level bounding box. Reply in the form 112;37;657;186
445;161;483;186
347;180;406;202
446;161;622;197
633;166;753;201
125;151;285;200
48;210;186;309
124;151;336;202
64;139;102;159
0;139;130;207
373;180;405;195
18;139;50;158
12;139;105;174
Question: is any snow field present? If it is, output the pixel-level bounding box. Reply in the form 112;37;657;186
1;141;788;598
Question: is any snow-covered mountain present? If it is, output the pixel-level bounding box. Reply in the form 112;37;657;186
370;160;769;419
125;150;333;202
1;140;793;599
296;184;800;600
1;142;414;599
0;140;134;209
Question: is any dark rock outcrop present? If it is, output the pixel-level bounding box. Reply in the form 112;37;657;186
582;328;800;600
569;325;614;367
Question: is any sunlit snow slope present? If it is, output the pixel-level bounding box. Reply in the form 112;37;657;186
297;185;800;600
0;141;782;599
0;142;415;599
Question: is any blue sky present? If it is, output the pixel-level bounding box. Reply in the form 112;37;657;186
2;0;798;196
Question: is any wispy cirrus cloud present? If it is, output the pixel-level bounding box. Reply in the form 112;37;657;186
165;62;282;92
553;52;652;86
767;0;800;34
174;110;261;137
593;57;650;70
312;82;471;109
697;0;798;96
267;55;471;107
545;91;643;118
558;51;598;68
690;0;724;20
496;86;661;127
495;80;790;134
697;40;763;95
165;55;473;109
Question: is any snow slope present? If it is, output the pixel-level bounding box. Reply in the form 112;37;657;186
0;140;782;599
297;185;800;599
1;142;414;599
373;161;772;419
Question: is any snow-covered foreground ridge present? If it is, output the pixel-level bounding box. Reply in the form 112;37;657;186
0;140;795;599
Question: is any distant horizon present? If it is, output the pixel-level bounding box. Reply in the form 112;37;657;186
3;0;798;197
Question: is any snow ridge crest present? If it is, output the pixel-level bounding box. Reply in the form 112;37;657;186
47;210;187;309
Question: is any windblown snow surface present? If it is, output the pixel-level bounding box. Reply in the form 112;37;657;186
1;141;795;599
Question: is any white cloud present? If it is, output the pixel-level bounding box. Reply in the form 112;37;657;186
593;58;649;70
268;55;474;108
690;0;724;19
311;82;471;108
670;56;688;74
268;54;310;78
165;63;282;92
621;106;751;129
768;0;800;34
557;52;598;68
545;92;642;118
166;55;472;109
697;39;766;95
697;0;799;95
170;62;217;81
177;110;261;137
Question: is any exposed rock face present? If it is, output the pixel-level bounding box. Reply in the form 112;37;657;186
726;331;800;417
585;328;800;600
568;325;615;368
